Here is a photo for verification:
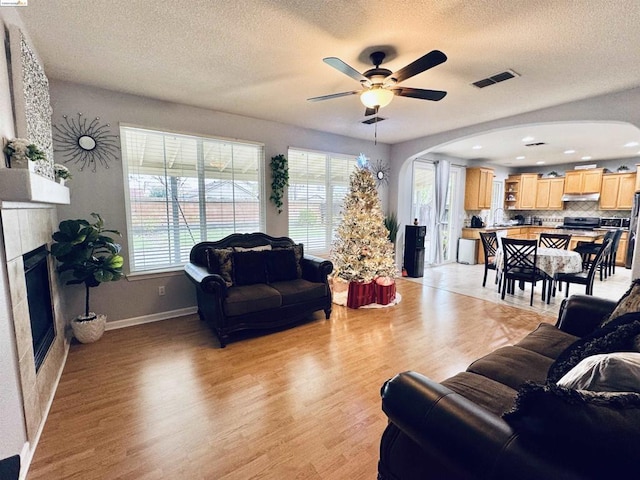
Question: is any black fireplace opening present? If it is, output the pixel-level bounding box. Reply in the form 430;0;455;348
23;246;55;373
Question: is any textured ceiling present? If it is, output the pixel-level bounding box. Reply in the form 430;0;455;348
14;0;640;164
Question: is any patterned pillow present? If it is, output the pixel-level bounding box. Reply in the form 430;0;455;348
205;247;234;287
234;245;272;252
602;279;640;327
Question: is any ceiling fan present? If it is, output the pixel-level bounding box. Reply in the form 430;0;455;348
308;50;448;116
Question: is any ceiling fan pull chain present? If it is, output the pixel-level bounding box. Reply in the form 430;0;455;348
375;118;378;145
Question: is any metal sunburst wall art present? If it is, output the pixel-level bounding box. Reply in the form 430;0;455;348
372;159;390;186
53;113;120;172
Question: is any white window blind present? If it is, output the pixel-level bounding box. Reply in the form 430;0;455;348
287;148;357;254
121;126;264;272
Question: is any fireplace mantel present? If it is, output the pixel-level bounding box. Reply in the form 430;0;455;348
0;167;69;204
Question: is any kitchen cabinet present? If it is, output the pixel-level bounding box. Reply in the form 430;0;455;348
563;168;603;194
535;177;565;210
636;164;640;192
599;173;636;210
464;167;494;210
504;173;538;210
616;230;629;266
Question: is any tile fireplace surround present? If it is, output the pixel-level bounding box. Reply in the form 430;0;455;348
1;201;68;445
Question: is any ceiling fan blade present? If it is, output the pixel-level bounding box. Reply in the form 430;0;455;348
307;90;360;102
393;87;447;101
323;57;372;87
364;106;379;116
385;50;447;85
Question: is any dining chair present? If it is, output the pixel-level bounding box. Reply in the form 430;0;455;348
607;229;624;276
500;237;547;306
573;230;616;281
479;231;498;287
538;233;571;249
557;238;612;297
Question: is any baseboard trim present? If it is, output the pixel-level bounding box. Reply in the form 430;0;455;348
104;307;198;331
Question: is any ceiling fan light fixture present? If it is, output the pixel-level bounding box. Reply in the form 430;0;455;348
360;87;394;108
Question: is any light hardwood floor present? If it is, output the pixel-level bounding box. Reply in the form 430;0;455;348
28;277;571;479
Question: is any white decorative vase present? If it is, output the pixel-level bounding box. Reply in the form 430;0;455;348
71;313;106;343
58;178;65;186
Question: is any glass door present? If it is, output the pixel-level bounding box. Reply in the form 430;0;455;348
411;161;463;267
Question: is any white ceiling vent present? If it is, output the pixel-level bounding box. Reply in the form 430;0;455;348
472;70;520;89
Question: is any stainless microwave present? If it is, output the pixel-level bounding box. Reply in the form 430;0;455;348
600;217;625;228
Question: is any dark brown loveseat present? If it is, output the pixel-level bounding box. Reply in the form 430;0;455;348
185;233;333;347
379;294;640;479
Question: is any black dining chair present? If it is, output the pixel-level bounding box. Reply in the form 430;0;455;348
539;233;571;250
573;230;616;281
607;229;624;276
479;231;498;287
500;238;548;306
557;238;612;297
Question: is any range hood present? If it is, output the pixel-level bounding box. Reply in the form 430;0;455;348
561;192;600;202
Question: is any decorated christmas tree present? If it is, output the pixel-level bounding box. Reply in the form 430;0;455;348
331;154;398;286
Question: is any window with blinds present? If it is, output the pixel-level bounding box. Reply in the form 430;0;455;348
287;148;357;254
121;126;264;272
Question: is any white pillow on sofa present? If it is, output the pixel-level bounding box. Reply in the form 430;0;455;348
557;352;640;393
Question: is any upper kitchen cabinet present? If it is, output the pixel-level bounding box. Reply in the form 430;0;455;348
636;164;640;192
505;173;538;210
535;177;565;210
464;167;494;210
563;168;603;194
600;172;636;210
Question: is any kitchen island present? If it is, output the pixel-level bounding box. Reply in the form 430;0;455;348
461;226;605;264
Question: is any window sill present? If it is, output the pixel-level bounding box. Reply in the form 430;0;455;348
126;268;185;281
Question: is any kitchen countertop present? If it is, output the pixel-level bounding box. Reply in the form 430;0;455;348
462;225;611;238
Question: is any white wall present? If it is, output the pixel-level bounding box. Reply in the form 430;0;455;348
0;6;30;464
49;80;391;322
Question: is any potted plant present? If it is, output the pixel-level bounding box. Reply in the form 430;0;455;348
384;212;400;244
3;137;46;168
53;163;72;185
50;213;124;343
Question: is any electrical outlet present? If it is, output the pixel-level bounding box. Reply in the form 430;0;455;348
158;286;165;296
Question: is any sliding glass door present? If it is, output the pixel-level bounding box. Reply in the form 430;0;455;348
411;161;463;266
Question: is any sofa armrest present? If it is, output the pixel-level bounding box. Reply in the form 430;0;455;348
555;294;617;337
300;255;333;283
184;262;228;296
381;371;582;480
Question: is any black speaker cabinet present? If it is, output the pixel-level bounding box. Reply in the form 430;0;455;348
404;225;426;277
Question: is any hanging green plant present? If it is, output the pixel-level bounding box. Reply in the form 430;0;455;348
270;154;289;214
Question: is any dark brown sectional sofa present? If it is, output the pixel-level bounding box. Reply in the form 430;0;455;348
185;233;333;347
379;294;640;479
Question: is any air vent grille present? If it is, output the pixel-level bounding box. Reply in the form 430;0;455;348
362;117;386;125
472;69;520;89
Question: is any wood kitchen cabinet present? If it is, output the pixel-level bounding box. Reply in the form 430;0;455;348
599;173;636;210
636;164;640;192
535;177;565;210
616;230;629;266
464;167;494;210
504;173;538;210
564;168;603;194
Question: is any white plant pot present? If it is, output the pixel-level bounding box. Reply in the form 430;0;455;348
71;313;106;343
58;178;66;186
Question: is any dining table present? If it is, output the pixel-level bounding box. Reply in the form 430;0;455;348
495;246;583;303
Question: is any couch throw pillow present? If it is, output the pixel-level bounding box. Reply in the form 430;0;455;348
234;245;272;252
557;352;640;393
601;279;640;327
266;249;298;283
547;311;640;383
502;381;640;477
274;244;303;278
205;247;234;287
233;251;268;286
